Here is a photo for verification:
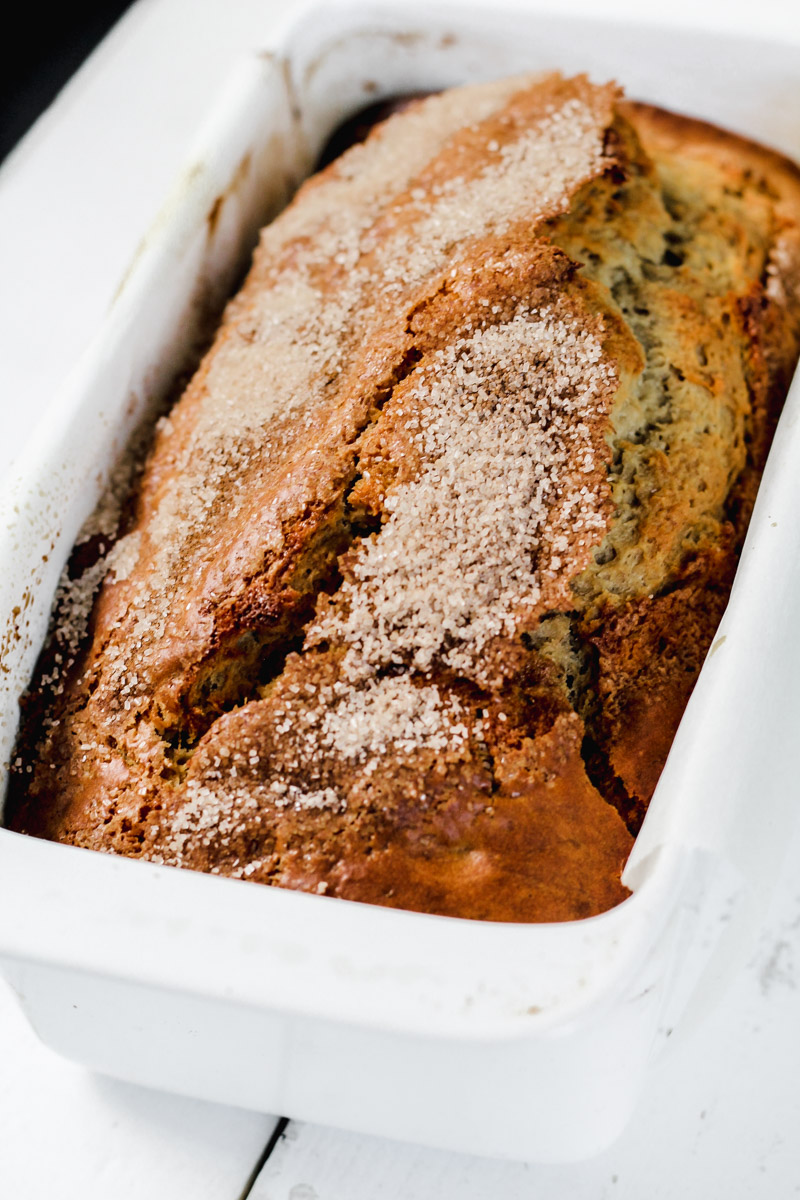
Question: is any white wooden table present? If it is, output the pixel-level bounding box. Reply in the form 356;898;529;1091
2;1;800;1195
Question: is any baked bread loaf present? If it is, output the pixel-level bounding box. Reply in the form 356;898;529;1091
8;74;800;921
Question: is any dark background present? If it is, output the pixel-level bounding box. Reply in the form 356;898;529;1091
0;0;136;165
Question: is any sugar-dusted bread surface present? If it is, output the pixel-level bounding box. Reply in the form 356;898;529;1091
8;74;800;921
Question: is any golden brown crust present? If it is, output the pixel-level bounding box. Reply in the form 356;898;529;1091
623;102;800;193
8;76;800;923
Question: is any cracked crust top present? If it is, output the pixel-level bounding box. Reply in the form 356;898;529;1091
7;73;800;922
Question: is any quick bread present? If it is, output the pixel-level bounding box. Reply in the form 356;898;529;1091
8;74;800;921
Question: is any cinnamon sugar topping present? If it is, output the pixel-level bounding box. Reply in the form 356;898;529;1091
311;307;616;685
98;78;616;691
318;676;468;761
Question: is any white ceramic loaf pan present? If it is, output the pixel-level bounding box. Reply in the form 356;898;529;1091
2;0;800;1164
